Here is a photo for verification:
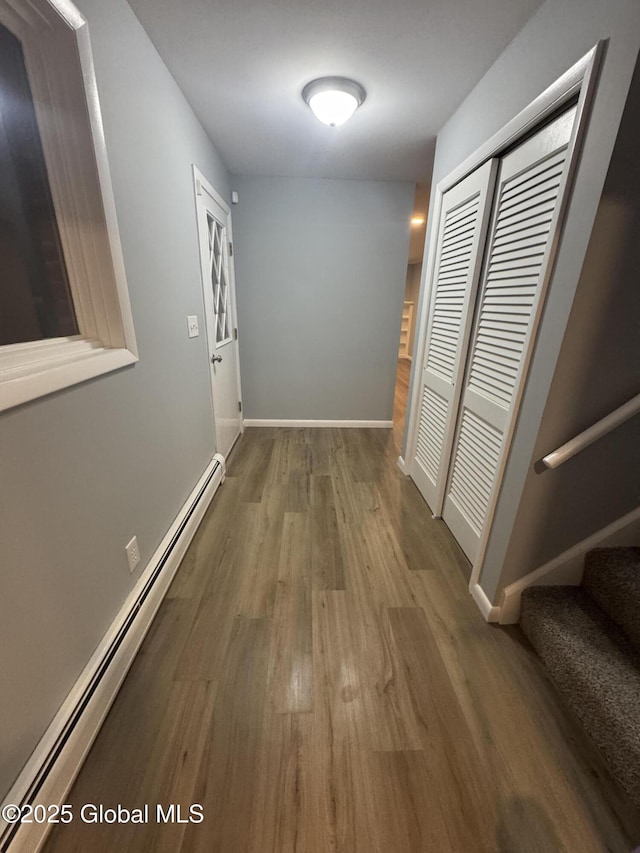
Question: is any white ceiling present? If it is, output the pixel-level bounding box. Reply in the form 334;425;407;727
128;0;543;182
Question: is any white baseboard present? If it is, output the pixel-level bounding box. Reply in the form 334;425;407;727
2;454;225;853
499;505;640;625
243;419;393;428
397;455;408;475
470;582;500;622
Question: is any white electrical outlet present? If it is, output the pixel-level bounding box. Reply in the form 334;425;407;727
125;536;140;573
187;315;199;338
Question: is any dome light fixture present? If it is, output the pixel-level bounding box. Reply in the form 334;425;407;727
302;77;366;127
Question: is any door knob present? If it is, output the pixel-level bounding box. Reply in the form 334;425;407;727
211;354;223;363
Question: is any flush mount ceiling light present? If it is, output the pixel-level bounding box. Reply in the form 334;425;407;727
302;77;366;127
411;216;426;226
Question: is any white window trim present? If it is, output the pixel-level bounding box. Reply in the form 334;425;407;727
0;0;138;412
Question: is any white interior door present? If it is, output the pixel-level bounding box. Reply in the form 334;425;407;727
442;105;577;561
411;159;498;511
194;168;242;458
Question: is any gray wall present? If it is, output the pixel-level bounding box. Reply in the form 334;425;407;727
0;0;229;798
402;0;640;601
232;176;413;421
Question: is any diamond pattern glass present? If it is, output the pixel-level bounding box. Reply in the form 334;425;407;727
207;214;231;345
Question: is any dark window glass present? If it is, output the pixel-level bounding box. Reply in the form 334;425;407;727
0;23;78;346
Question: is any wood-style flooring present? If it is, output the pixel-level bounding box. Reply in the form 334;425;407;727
44;364;640;852
394;357;411;431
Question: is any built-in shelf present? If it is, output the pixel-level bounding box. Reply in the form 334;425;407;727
399;301;414;358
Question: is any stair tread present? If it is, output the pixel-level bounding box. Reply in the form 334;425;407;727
584;546;640;649
520;585;640;806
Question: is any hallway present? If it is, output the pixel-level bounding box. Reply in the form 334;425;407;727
44;427;638;852
393;358;412;435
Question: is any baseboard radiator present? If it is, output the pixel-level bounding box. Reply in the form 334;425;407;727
0;454;225;853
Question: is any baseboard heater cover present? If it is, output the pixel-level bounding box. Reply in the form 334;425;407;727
0;453;225;853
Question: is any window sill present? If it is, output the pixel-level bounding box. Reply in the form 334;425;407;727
0;338;138;412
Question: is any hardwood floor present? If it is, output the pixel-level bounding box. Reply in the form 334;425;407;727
44;409;640;850
394;357;411;432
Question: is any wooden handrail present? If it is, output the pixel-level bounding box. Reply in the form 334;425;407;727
541;393;640;470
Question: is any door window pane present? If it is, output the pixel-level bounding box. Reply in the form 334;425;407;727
207;213;231;345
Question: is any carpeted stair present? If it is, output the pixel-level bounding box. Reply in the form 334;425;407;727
520;547;640;806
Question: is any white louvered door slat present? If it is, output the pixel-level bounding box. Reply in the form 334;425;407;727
442;105;577;561
411;159;498;510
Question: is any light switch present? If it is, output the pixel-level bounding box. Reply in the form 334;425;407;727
187;315;199;338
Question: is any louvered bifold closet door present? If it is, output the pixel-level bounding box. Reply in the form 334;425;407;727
411;160;498;510
442;105;577;562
